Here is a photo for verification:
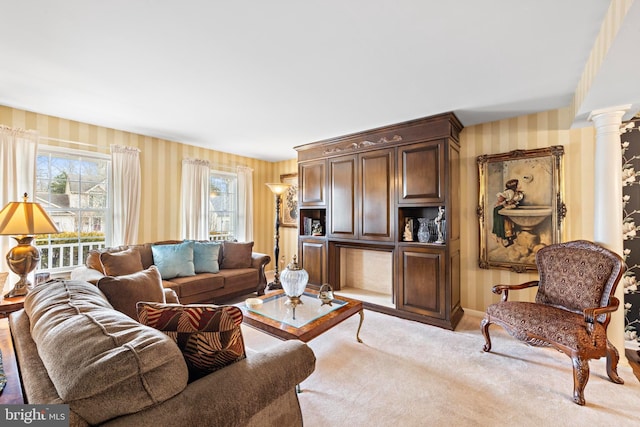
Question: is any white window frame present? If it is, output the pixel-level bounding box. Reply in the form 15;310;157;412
209;169;238;241
35;145;112;274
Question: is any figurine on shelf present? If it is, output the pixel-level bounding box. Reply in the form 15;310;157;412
403;219;413;241
435;206;445;244
312;221;323;236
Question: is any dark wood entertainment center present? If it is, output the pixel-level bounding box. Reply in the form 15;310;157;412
295;112;463;329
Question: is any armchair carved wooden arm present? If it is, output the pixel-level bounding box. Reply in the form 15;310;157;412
480;240;625;405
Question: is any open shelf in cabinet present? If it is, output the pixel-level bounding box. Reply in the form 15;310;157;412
299;208;326;237
398;206;446;244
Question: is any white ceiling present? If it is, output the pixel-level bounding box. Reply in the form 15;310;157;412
2;1;639;161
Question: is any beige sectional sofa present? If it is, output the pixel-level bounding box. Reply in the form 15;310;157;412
10;279;316;426
71;240;270;304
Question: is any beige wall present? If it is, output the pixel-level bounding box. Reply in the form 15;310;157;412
2;105;600;313
0;105;297;272
460;109;596;312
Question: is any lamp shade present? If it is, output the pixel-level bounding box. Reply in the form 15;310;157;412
265;183;291;195
0;194;59;236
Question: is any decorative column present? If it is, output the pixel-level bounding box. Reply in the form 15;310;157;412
589;105;630;364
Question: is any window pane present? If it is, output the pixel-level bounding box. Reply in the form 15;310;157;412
209;172;238;240
35;150;110;273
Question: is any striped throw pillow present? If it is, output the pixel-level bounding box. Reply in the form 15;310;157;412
137;302;246;379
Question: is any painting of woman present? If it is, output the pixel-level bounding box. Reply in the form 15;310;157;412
492;178;524;247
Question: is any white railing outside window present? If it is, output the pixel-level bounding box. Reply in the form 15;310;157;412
37;240;106;274
209;233;234;242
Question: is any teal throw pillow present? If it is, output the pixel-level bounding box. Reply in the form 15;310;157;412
193;241;221;273
152;242;196;280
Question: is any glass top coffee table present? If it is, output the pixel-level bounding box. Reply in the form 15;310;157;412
239;289;364;343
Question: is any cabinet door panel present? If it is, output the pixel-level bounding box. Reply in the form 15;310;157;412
360;149;394;241
398;140;445;204
299;160;325;207
397;247;446;319
300;239;326;286
328;156;357;238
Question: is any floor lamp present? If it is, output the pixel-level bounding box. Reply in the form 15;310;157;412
265;182;291;290
0;193;59;298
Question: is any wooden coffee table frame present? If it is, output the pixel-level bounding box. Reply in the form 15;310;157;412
240;289;364;343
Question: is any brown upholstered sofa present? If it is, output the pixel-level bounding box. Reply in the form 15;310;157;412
71;240;270;304
10;279;316;426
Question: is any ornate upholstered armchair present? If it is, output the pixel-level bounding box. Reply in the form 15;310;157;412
480;240;625;405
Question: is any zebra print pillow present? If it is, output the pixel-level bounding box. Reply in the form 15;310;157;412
137;302;246;379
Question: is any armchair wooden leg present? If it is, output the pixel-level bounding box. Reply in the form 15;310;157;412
480;318;492;352
605;340;624;385
571;356;589;406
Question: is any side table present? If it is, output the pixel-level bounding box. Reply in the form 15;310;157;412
0;296;25;318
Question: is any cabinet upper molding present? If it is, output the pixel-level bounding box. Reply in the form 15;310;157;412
295;112;463;162
323;135;403;155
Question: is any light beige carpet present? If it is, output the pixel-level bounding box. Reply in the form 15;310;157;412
242;309;640;427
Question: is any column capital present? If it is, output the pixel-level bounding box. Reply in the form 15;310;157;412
588;104;631;125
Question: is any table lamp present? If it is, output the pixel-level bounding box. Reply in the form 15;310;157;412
265;182;291;290
0;193;59;297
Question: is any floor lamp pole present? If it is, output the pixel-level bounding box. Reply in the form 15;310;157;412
265;182;291;290
269;192;283;290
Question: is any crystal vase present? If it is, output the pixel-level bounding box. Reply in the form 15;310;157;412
417;218;429;242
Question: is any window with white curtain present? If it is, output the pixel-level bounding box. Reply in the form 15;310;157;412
209;170;238;241
35;146;111;273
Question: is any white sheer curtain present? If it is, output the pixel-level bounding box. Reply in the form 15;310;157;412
111;145;141;246
236;166;253;242
0;125;39;289
181;158;210;240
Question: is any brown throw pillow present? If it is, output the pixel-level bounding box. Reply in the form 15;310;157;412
97;266;165;319
86;245;131;273
100;247;144;276
86;249;105;273
137;302;246;379
221;241;254;269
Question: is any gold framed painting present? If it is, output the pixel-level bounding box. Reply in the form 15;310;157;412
280;173;298;228
477;146;566;272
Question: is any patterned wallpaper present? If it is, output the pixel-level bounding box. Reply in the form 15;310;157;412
570;0;633;120
460;109;597;312
0;104;619;323
622;117;640;349
0;105;297;273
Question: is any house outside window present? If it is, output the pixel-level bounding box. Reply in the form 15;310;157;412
209;171;238;241
35;146;111;274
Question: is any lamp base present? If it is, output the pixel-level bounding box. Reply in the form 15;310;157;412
4;277;29;298
4;235;39;298
267;280;282;290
